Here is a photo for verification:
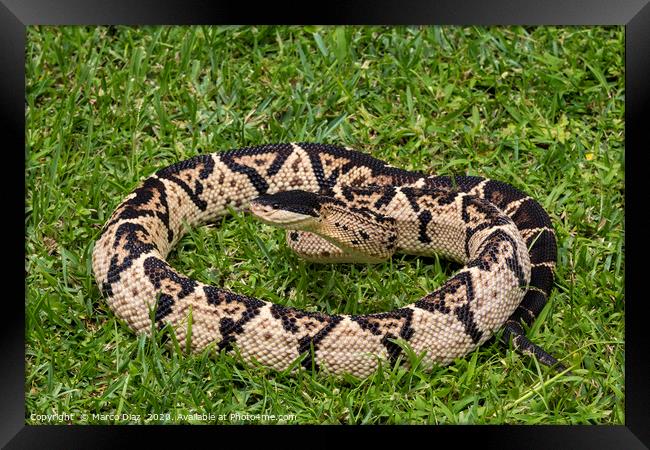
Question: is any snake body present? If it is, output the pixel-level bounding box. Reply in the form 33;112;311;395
92;143;561;377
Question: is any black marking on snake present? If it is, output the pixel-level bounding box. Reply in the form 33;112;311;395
467;229;526;287
415;294;451;314
155;294;175;323
510;198;551;230
265;145;294;177
530;264;554;293
400;187;458;218
204;286;265;351
103;222;158;297
304;146;341;193
461;195;509;225
339;185;377;204
462;196;512;257
415;271;474;315
270;304;331;334
297;314;344;370
346;186;395;208
100;281;114;298
270;304;306;334
156;154;215;211
399;187;421;212
481;179;527;210
526;229;557;264
464;224;487;258
219;150;270;195
270;304;343;370
381;334;402;364
351;308;415;365
507;255;528;290
463;220;510;259
340;186;355;201
143;256;198;323
423;175;483;193
418;210;433;244
348;206;394;224
454;303;483;344
373;186;398;209
104;177;174;243
434;190;460;206
416;271;483;343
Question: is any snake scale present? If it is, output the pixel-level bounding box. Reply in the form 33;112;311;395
92;143;563;377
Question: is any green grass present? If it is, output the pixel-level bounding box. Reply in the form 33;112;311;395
25;25;624;425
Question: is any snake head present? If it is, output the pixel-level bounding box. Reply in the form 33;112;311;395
249;190;325;228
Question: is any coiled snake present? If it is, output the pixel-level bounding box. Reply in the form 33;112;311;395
92;143;564;377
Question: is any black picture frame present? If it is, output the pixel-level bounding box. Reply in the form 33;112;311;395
8;0;648;447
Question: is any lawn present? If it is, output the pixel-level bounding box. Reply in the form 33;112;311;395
25;25;624;424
